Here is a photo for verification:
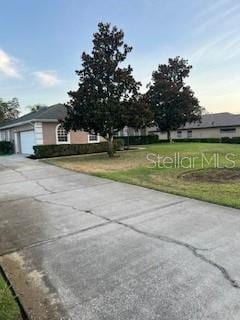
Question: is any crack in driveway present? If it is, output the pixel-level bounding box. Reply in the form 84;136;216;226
34;197;240;290
116;221;240;289
35;180;55;194
2;179;239;290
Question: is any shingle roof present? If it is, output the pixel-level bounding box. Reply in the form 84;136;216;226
0;103;67;129
181;112;240;129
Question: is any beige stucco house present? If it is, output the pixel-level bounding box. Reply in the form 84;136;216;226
0;104;103;154
2;105;240;154
147;112;240;140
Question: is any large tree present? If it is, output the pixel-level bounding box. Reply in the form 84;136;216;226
64;22;151;156
147;57;202;141
122;95;153;131
0;98;20;123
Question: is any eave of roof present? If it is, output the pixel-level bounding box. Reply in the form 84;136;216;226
179;124;240;130
0;103;65;130
0;119;59;130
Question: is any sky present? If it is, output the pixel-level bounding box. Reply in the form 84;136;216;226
0;0;240;115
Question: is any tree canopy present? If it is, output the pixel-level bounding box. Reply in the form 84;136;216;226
147;57;202;141
122;96;153;130
64;22;152;156
27;104;46;112
0;98;20;123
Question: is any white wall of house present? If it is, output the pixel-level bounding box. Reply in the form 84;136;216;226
117;126;146;137
176;127;240;139
14;132;20;153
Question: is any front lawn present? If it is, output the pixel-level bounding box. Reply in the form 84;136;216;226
0;274;22;320
44;143;240;208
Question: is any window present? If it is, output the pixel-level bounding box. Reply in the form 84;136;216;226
187;130;192;138
56;124;70;144
177;130;182;138
220;128;236;133
0;131;6;141
88;133;100;143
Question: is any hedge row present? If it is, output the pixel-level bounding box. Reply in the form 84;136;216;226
172;137;240;144
33;140;124;159
221;136;240;144
0;141;13;155
115;135;159;145
172;138;221;143
115;136;240;145
32;135;240;159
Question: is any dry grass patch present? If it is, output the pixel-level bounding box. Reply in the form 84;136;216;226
46;150;147;174
44;143;240;208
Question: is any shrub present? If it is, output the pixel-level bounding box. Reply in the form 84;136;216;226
221;137;231;143
33;140;124;159
0;141;13;155
115;135;159;146
172;138;221;143
221;136;240;144
231;137;240;144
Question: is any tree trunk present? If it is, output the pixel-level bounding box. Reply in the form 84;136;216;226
167;130;172;143
107;134;114;157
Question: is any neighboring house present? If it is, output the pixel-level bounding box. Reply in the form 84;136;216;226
0;103;103;154
147;113;240;140
117;126;147;137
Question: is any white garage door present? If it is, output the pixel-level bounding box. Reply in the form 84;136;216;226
20;131;35;154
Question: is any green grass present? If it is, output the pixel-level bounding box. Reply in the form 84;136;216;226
0;274;22;320
44;143;240;209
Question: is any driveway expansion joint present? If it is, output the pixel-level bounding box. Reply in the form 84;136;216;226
34;180;114;195
0;221;111;257
33;197;240;289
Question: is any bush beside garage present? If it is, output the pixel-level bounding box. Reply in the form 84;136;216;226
33;140;124;159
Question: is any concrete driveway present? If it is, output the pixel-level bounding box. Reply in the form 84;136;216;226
1;155;240;320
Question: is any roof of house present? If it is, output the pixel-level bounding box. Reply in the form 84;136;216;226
181;112;240;130
0;103;67;129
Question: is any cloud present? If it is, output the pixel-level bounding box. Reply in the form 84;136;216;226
189;29;240;63
196;0;231;20
34;71;61;87
0;49;20;78
195;2;240;34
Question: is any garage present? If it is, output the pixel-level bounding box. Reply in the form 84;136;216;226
20;130;35;154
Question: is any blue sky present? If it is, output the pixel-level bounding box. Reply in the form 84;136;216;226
0;0;240;114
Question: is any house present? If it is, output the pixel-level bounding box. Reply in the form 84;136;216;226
117;126;147;137
0;103;103;154
147;112;240;140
